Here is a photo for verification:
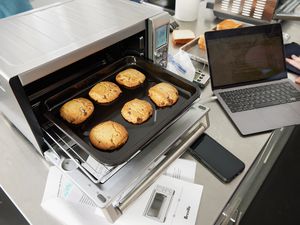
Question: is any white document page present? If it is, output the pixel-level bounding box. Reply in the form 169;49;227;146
118;175;203;225
41;158;201;225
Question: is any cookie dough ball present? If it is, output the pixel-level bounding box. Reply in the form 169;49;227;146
89;81;122;104
121;98;153;124
116;68;146;88
60;98;94;125
148;82;179;107
89;121;128;151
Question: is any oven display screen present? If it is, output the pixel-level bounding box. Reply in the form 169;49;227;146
156;25;167;49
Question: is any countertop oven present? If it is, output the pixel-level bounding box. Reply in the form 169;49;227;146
0;0;209;223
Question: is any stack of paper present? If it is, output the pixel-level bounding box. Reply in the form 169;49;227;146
41;158;203;225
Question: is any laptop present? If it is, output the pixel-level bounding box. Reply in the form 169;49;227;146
205;23;300;135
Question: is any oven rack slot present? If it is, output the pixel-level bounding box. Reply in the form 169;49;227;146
42;123;130;184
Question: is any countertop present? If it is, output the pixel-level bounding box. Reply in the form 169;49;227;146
176;3;300;225
0;1;299;225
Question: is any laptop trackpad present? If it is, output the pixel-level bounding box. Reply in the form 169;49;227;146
233;110;267;135
260;103;300;127
232;103;300;135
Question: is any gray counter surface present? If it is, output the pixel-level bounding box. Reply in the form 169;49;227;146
0;1;299;225
176;6;269;225
175;3;299;225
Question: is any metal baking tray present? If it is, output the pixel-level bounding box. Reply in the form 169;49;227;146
43;56;200;166
180;20;252;65
180;37;208;64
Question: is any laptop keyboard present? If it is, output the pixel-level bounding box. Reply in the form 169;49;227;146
220;82;300;113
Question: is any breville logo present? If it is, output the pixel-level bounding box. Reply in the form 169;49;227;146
184;206;191;219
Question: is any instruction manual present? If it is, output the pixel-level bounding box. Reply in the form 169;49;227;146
41;158;203;225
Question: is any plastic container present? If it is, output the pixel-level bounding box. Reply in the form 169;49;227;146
175;0;200;21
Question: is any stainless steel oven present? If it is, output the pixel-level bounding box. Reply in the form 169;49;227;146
0;0;209;223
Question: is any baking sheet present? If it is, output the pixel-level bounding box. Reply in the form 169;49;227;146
180;37;208;64
43;56;200;166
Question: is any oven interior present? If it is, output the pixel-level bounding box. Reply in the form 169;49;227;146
25;30;146;109
24;31;150;183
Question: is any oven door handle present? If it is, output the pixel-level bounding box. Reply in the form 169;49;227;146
117;123;206;212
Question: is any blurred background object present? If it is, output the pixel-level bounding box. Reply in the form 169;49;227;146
207;0;300;24
174;0;200;21
143;0;176;14
274;0;300;20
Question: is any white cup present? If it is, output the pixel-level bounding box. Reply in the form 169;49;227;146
175;0;200;22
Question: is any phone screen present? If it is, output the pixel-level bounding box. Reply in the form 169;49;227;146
189;134;245;183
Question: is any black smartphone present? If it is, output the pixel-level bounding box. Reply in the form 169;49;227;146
188;133;245;183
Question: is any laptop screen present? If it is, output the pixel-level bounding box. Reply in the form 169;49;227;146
205;24;287;90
